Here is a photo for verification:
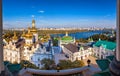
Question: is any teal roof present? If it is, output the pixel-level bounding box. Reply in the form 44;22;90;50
7;64;21;72
4;61;10;66
94;40;116;50
93;74;101;76
106;55;114;61
96;59;110;71
61;36;73;40
4;61;22;73
93;55;113;76
93;71;110;76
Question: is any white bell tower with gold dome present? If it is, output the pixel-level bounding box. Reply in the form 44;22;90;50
32;19;35;28
30;19;38;42
25;27;33;45
12;31;18;43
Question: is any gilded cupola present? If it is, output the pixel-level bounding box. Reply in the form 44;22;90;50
12;31;18;40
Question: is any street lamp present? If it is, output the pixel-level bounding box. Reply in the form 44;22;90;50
87;59;91;67
57;64;60;72
24;61;28;69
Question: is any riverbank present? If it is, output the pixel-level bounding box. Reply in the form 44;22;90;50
38;29;88;35
51;30;107;39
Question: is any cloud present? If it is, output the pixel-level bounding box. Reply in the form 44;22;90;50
31;15;35;18
78;19;89;21
104;14;111;18
38;10;45;13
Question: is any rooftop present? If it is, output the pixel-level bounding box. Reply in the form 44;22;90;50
94;40;116;50
96;59;110;71
62;43;90;53
4;61;22;73
61;36;73;41
62;43;79;53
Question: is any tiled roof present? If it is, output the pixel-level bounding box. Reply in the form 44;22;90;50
7;64;21;72
106;55;114;61
94;40;116;50
62;44;79;53
4;61;9;66
15;38;25;48
63;43;90;53
4;61;22;73
96;59;110;71
80;46;90;50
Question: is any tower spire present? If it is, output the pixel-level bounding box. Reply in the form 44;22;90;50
12;31;17;40
13;31;17;37
32;19;35;28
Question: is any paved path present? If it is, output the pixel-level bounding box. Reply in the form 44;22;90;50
82;56;98;68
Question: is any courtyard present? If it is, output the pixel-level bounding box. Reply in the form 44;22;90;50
82;56;98;68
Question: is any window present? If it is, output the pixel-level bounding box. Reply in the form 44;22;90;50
5;57;7;60
38;58;40;61
10;53;12;56
38;64;40;67
97;54;99;56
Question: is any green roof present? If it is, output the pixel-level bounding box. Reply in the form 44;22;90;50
7;64;21;72
61;36;73;40
94;40;116;50
96;59;110;71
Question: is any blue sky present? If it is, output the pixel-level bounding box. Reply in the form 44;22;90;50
3;0;116;28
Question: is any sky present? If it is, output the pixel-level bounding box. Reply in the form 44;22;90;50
3;0;116;29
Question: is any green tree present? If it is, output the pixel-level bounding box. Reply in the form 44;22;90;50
52;38;58;46
59;60;72;69
59;60;85;70
108;36;116;42
90;34;108;41
20;60;39;69
76;38;88;43
72;60;85;68
41;58;55;70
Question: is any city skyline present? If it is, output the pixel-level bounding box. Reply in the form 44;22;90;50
3;0;116;28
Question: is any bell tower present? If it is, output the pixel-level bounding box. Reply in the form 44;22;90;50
32;19;35;28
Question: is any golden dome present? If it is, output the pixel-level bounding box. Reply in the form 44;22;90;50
12;31;18;40
32;19;35;24
25;27;33;39
30;27;38;33
21;30;26;37
24;43;32;47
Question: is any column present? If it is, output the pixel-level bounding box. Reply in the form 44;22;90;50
109;0;120;76
116;0;120;62
0;0;5;75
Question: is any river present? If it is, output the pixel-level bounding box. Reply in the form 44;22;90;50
51;30;110;39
